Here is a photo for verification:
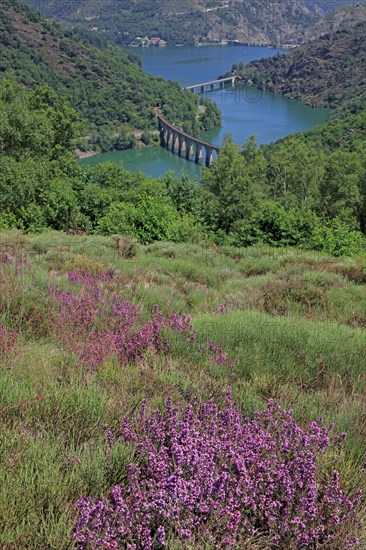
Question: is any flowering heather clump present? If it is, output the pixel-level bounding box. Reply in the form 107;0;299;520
49;271;231;369
75;398;362;549
0;323;19;359
212;303;230;315
68;270;113;284
1;252;12;265
1;251;27;275
208;339;237;368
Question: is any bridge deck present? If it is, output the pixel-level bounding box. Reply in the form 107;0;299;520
185;76;236;90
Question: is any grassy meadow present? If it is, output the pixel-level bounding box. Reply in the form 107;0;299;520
0;230;365;548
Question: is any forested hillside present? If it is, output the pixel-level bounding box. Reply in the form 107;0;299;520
0;0;221;151
312;0;366;9
22;0;321;46
229;23;366;108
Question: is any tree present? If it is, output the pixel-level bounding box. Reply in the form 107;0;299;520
202;135;261;232
316;149;361;222
162;172;201;216
0;78;79;161
266;137;321;208
242;135;266;187
97;197;179;244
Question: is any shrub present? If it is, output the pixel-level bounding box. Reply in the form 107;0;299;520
112;235;139;259
230;201;318;248
65;254;108;275
97;199;179;244
17;203;47;233
0;212;18;230
75;397;363;549
229;203;366;257
310;218;366;257
166;214;202;243
49;270;230;370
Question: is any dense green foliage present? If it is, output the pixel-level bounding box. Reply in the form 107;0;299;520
206;23;365;256
200;134;366;256
1;7;365;257
0;0;221;150
0;78;198;241
229;23;366;108
1;77;365;257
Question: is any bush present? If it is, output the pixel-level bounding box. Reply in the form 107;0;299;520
230;201;318;248
42;179;79;230
229;203;366;257
112;235;139;258
97;199;180;244
17;203;47;233
75;397;363;549
166;214;202;243
0;212;18;230
310;218;366;257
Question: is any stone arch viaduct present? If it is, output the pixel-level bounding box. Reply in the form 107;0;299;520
157;76;240;166
157;112;220;168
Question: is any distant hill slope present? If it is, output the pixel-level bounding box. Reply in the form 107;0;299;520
22;0;322;46
0;0;221;150
290;4;366;45
230;23;366;108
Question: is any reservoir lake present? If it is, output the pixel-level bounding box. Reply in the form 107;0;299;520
81;45;330;178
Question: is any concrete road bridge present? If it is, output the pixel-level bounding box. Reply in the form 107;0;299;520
157;112;220;167
185;75;239;93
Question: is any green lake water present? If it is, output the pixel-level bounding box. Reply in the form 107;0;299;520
81;45;330;179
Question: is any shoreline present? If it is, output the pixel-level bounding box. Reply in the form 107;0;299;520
76;142;162;162
128;41;298;49
75;149;99;160
75;141;156;160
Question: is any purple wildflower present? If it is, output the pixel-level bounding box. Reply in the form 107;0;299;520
74;398;362;549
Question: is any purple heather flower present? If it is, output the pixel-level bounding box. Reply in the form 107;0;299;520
74;399;362;549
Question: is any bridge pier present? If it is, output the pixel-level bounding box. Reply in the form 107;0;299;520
195;144;203;164
178;137;186;157
162;126;169;148
172;133;180;153
205;146;215;167
186;142;193;161
160;128;168;147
